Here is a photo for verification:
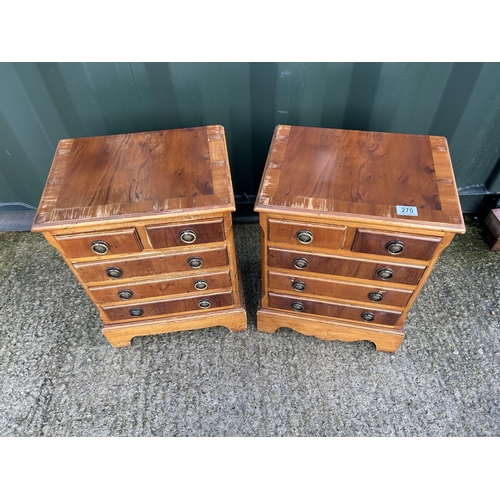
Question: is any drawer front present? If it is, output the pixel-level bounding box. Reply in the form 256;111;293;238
89;270;232;304
103;291;234;322
352;229;441;261
55;228;143;259
74;247;229;283
268;292;401;326
146;219;225;249
268;248;425;285
268;271;412;307
268;218;346;250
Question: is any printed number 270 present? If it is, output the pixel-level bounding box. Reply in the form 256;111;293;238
396;205;418;216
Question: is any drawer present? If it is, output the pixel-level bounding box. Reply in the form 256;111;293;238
146;219;225;248
268;218;346;250
74;247;229;283
102;290;234;322
268;292;401;326
268;247;425;285
89;270;232;304
352;229;441;261
268;271;413;307
55;228;143;259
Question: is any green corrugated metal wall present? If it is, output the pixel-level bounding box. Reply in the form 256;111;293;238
1;62;500;218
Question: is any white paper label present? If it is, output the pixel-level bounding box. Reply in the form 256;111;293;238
396;205;418;216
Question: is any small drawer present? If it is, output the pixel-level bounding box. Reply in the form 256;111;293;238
54;228;143;259
352;229;442;261
102;290;234;322
89;270;232;304
146;219;225;248
268;247;425;285
268;292;401;326
268;271;412;307
268;218;346;250
74;247;229;283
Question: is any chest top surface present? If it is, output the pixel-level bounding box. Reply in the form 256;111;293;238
255;125;465;233
32;125;235;231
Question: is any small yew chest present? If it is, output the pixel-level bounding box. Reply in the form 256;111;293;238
32;126;247;347
255;125;465;352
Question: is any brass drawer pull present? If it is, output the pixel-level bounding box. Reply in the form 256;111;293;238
198;299;212;309
361;312;375;322
188;257;203;269
194;280;208;291
293;257;309;269
292;280;306;292
129;307;144;317
376;267;394;280
106;266;123;279
118;289;133;300
385;240;405;255
179;229;197;244
291;301;304;311
296;230;313;244
368;291;384;302
91;240;110;255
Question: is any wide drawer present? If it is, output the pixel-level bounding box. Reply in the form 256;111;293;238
268;247;425;285
89;269;232;304
351;229;441;261
103;290;234;322
55;228;143;259
146;219;225;249
74;247;229;283
268;218;346;250
268;271;412;307
268;292;401;326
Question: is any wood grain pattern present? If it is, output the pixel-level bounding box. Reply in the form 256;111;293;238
54;228;143;259
33;125;247;347
32;126;235;231
268;247;425;285
268;292;401;326
351;229;441;261
102;291;234;323
268;270;412;307
256;125;464;353
103;303;247;347
74;247;229;284
268;218;346;250
88;270;232;304
255;125;465;233
146;219;225;249
257;308;405;353
392;232;455;328
485;209;500;250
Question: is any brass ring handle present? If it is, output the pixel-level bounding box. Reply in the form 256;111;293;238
179;229;197;244
293;257;309;269
188;257;203;269
194;280;208;291
361;312;375;322
296;230;313;244
292;280;306;292
376;267;394;280
385;240;405;255
118;289;133;300
198;299;212;309
129;307;144;317
368;291;384;302
291;301;305;311
106;266;123;279
91;240;109;255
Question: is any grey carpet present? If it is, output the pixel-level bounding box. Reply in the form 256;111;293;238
0;217;498;436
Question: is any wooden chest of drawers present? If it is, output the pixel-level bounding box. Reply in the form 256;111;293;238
255;125;465;352
32;125;247;347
